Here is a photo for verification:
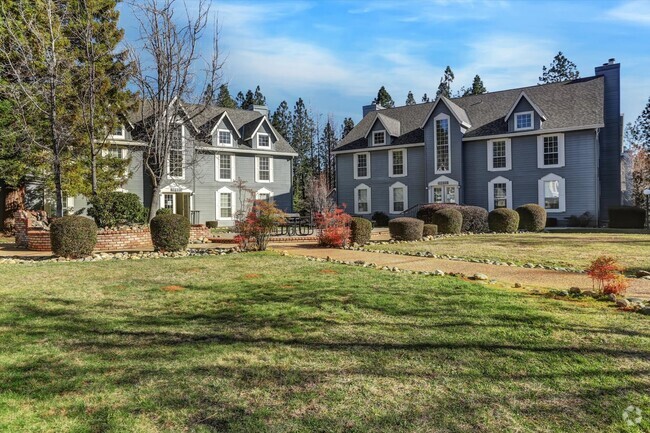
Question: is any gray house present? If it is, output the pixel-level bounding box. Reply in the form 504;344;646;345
334;59;622;226
76;103;296;226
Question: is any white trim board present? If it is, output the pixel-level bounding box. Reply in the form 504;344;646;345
332;142;424;155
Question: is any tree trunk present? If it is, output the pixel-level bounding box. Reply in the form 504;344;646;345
148;182;161;222
2;185;25;233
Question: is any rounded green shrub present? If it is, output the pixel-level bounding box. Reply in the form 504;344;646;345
423;224;438;237
350;217;373;245
608;206;646;228
416;204;450;224
150;214;191;252
431;208;462;234
156;208;172;216
488;208;520;233
206;220;219;229
371;211;390;227
388;217;424;241
50;216;97;258
516;204;547;232
417;204;488;233
87;192;147;228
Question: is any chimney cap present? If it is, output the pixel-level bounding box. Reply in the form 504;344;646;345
608;58;616;64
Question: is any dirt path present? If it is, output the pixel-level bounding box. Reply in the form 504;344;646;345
274;243;650;300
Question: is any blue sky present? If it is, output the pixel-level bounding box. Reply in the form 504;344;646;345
118;0;650;129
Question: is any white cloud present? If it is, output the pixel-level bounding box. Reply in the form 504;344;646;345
607;1;650;25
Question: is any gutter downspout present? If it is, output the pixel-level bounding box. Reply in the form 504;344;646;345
595;128;601;226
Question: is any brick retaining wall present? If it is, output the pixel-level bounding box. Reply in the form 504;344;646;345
14;212;210;252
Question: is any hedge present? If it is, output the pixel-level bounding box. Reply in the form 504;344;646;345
388;217;424;241
431;208;462;234
156;208;172;216
516;204;547;232
371;211;390;227
150;214;191;252
488;208;519;233
87;191;147;228
423;224;438;237
608;206;646;228
50;216;97;258
206;221;219;229
417;204;488;233
350;217;373;245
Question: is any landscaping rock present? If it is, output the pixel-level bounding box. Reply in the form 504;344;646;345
608;293;617;302
471;273;489;281
639;307;650;316
556;290;569;297
568;287;582;295
616;299;631;308
433;270;445;276
635;270;650;278
514;282;523;288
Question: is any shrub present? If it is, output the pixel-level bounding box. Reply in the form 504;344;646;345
417;204;488;233
423;224;438;237
516;204;547;232
316;207;352;248
156;208;172;216
87;192;147;228
389;217;424;241
235;200;286;251
488;208;519;233
586;256;624;294
567;212;594;227
150;214;191;252
431;208;462;234
371;211;390;227
350;217;372;245
608;206;646;229
206;221;219;229
604;274;630;296
50;215;97;258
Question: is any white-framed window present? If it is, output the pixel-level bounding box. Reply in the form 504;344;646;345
217;129;233;147
354;184;371;215
167;125;185;179
488;176;513;211
108;125;125;139
434;113;451;174
216;187;235;220
256;188;273;202
487;138;512;171
389;149;407;177
255;155;273;183
215;154;235;182
537;133;565;168
372;130;386;146
538;173;566;213
428;176;458;204
354;152;370;179
163;193;175;213
514;111;533;131
257;133;270;148
389;182;408;214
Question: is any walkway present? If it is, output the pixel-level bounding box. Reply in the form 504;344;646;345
274;242;650;300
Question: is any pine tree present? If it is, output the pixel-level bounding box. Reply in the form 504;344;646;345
405;91;416;105
271;101;292;140
235;91;245;108
627;97;650;149
462;75;487;96
421;93;431;103
539;51;580;84
291;98;316;210
341;117;355;139
252;85;266;106
436;66;455;98
372;86;394;108
321;117;338;188
215;84;236;108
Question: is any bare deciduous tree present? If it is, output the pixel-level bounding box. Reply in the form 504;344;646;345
305;174;335;214
128;0;222;220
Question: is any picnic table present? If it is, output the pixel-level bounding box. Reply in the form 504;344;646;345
273;213;315;236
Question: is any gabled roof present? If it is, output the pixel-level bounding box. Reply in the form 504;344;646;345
242;116;281;142
420;96;471;129
208;111;242;139
504;91;548;122
364;113;401;138
335;76;604;152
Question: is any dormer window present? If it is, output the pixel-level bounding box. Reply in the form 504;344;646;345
217;130;232;147
514;111;533;131
109;125;125;139
257;133;270;148
372;131;386;146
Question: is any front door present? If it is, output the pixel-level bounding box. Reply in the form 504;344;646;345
428;185;458;204
162;192;191;219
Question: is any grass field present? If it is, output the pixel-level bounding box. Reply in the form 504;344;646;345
0;253;648;432
365;232;650;272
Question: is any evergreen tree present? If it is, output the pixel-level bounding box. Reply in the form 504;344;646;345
405;91;416;105
626;97;650;149
271;101;292;140
372;86;394;108
215;84;236;108
235;91;245;108
252;85;266;106
322;118;338;188
436;66;455;98
421;93;431;103
237;85;267;110
341;117;355;139
200;84;215;104
463;75;487;96
291;98;315;210
539;51;580;84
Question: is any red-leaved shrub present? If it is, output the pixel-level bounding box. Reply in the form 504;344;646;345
586;256;626;295
316;206;352;248
235;200;286;251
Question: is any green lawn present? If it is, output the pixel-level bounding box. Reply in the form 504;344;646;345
365;232;650;272
0;253;648;432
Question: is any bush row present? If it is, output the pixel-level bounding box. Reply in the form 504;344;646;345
417;204;489;233
388;217;424;241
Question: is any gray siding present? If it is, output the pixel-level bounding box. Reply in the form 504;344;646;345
463;130;599;223
506;98;542;132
